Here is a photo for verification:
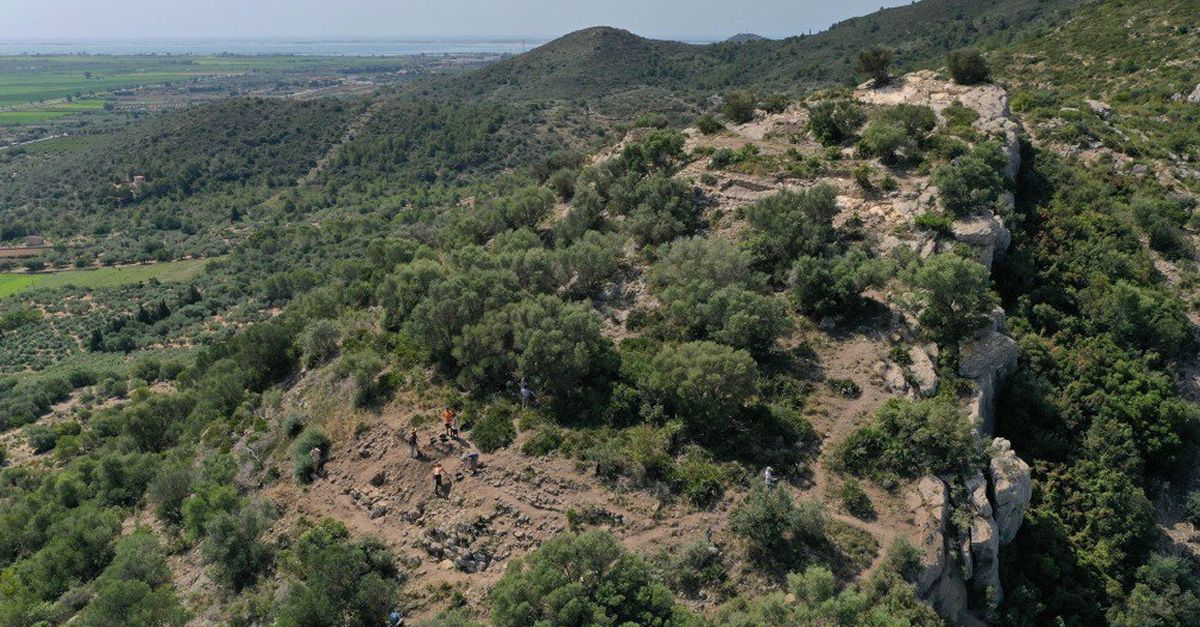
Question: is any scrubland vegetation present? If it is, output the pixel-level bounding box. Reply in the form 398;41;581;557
2;0;1199;625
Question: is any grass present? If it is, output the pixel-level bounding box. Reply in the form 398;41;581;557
0;99;106;125
0;259;209;299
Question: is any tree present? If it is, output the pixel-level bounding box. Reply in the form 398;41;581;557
856;46;893;86
858;119;909;163
729;483;827;567
721;91;757;124
910;254;998;344
808;100;866;146
300;319;341;368
744;185;840;276
76;531;187;627
934;150;1006;216
202;500;276;591
490;530;681;627
947;49;990;85
643;341;760;437
276;519;398;627
833;398;984;479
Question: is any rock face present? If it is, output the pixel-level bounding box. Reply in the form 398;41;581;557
989;438;1032;546
909;477;968;619
909;344;939;398
910;444;1033;622
1189;84;1200;104
952;211;1012;269
959;326;1019;435
857;70;1021;179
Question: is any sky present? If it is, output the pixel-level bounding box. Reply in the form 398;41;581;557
0;0;912;41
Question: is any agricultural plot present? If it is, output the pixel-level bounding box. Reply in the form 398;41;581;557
0;258;209;299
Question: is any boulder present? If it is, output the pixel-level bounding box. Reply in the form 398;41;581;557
909;344;939;398
959;330;1019;435
952;211;1011;269
909;477;950;596
969;511;1002;605
988;438;1032;545
1189;84;1200;104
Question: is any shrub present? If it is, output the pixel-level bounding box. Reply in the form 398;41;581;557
721;91;757;124
744;185;840;276
547;168;577;201
292;427;331;483
859;120;909;163
275;518;399;627
77;531;188;627
826;378;862;398
839;479;875;520
1185;491;1200;527
470;404;517;453
660;537;727;597
913;212;954;234
880;104;937;140
696;114;725;135
762;94;791;114
282;411;306;438
910;254;998;344
490;530;680;627
24;423;58;454
947;49;990;85
520;427;562;457
832;398;985;480
730;483;827;567
790;249;888;317
934;150;1006;216
808;100;866;146
300;319;341;368
148;465;193;525
856;46;893;85
643;341;760;438
202;500;276;591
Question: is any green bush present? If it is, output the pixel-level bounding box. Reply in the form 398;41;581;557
1185;491;1200;527
521;427;562;457
696;114;725;135
947;49;990;85
839;479;875;520
148;465;193;525
292;427;331;483
275;518;399;627
910;253;998;344
202;500;276;591
76;531;188;627
730;483;827;567
934;150;1006;216
832;398;984;480
913;212;954;234
282;411;306;438
300;319;341;368
859;120;908;162
660;537;727;597
470;404;517;452
24;423;58;454
722;91;757;124
762;94;791;114
744;185;840;276
856;46;893;85
808;100;866;146
490;530;681;626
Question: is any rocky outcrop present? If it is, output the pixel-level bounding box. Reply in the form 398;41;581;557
909;477;968;619
988;438;1032;546
952;211;1012;269
911;445;1033;623
857;70;1021;179
959;323;1019;435
1189;84;1200;104
909;344;939;398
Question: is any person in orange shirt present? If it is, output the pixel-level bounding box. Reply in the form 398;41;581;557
442;408;455;437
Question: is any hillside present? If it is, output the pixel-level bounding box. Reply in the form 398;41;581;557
436;0;1089;108
2;0;1200;626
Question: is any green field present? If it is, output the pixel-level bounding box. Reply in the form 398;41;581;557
0;258;208;298
0;99;107;125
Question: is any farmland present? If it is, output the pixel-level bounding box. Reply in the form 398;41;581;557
0;258;209;298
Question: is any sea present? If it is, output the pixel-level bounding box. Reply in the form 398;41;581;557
0;38;553;57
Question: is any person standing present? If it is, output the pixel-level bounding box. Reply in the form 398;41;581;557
442;408;455;437
310;446;322;478
763;466;774;489
433;464;444;496
406;428;420;459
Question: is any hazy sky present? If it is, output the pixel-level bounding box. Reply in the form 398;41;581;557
0;0;911;41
